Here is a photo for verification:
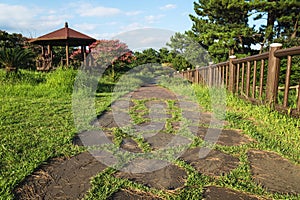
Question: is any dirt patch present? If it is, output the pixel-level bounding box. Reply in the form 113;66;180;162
203;186;261;200
248;149;300;195
108;189;163;200
180;147;240;177
114;164;187;190
14;152;107;200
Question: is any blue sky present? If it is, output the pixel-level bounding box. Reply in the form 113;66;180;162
0;0;196;40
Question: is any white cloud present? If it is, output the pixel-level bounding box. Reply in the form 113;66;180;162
73;23;98;32
0;4;35;31
89;32;117;40
0;3;75;37
125;11;143;16
145;15;165;24
112;28;175;51
119;23;149;34
159;4;177;10
76;4;121;17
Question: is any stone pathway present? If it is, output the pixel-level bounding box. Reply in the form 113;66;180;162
14;84;300;199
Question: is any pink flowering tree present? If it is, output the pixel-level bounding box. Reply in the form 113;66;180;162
89;40;133;78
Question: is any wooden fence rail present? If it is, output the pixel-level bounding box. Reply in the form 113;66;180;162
178;43;300;116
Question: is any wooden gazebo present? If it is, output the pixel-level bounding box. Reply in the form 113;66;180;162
30;22;96;70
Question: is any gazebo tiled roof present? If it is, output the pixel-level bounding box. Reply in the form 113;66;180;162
30;22;96;46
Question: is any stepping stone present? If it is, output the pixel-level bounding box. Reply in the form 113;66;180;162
203;186;260;200
180;147;239;177
190;127;254;146
199;112;213;125
248;150;300;195
97;111;136;129
145;132;191;150
111;99;133;111
182;111;201;124
176;101;200;111
114;163;187;190
145;100;167;110
108;189;163;200
96;111;120;128
73;130;114;147
14;152;107;200
130;85;178;100
120;138;143;153
131;119;167;133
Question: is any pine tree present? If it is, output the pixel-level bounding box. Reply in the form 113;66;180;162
167;32;210;68
190;0;258;62
250;0;300;49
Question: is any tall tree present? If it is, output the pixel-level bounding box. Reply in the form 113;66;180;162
0;31;27;48
250;0;300;48
167;32;210;68
131;48;161;67
190;0;257;62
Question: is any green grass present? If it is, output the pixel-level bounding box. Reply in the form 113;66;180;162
1;68;300;199
192;84;300;199
0;68;112;199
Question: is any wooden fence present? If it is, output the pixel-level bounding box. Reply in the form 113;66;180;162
178;43;300;116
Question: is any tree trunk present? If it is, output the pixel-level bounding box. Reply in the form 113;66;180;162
238;35;245;54
266;10;276;43
5;66;17;73
291;17;299;39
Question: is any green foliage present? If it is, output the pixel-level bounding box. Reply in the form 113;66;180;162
189;0;299;62
0;30;27;48
190;0;257;62
132;48;161;66
45;66;78;94
51;46;72;67
250;0;300;46
167;32;211;68
0;47;35;73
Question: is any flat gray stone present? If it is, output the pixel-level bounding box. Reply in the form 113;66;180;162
248;150;300;195
14;152;107;200
108;189;162;200
190;127;254;146
203;186;260;200
180;147;239;177
114;163;187;190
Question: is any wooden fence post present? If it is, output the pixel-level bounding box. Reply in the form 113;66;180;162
195;66;199;84
187;68;191;82
208;62;213;87
229;55;237;93
266;43;282;104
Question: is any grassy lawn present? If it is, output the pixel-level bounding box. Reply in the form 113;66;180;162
0;69;299;199
0;68;112;199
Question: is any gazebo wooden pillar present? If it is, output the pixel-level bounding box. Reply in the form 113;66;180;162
29;22;96;70
66;42;69;66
